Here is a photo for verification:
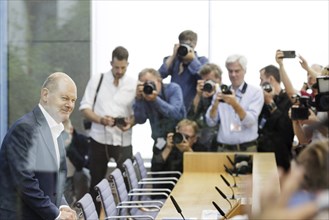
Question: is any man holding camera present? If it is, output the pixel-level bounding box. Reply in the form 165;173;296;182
187;63;223;151
159;30;209;112
79;46;136;214
133;68;186;174
257;65;294;171
205;54;264;152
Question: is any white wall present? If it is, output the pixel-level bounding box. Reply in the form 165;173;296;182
92;0;329;159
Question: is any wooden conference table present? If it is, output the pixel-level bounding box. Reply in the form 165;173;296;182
155;152;280;220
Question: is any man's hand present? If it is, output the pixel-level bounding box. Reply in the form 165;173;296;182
136;82;144;99
100;115;115;127
59;207;77;220
263;90;275;105
143;89;158;102
275;50;284;65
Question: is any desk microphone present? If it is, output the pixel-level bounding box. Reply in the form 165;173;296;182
215;186;232;208
212;201;227;219
224;164;237;187
170;195;185;220
226;155;238;176
220;174;235;199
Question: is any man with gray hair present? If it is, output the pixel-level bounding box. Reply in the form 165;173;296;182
205;54;264;152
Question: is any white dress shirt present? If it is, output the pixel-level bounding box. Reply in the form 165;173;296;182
39;104;64;169
79;71;137;146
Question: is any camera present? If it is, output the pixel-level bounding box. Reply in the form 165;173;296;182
177;44;192;57
262;82;272;93
282;50;296;58
114;117;126;127
202;80;216;93
172;132;184;145
291;95;311;120
143;81;156;95
315;76;329;112
220;84;232;95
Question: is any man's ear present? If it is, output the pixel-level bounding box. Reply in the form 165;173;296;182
41;88;49;102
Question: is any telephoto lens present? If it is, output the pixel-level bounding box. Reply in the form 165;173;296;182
143;81;156;95
202;80;215;93
220;84;232;95
262;82;272;93
177;44;191;57
172;133;184;145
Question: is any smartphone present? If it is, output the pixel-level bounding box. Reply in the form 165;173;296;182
282;50;296;58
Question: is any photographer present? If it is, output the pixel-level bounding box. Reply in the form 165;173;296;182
205;54;264;152
257;65;294;171
277;50;328;146
79;46;136;214
133;68;186;174
187;63;223;151
159;30;209;112
151;119;206;190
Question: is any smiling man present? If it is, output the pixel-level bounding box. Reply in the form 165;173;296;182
0;72;77;220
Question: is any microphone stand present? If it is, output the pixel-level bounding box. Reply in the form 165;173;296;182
215;186;232;208
220;174;235;200
224;164;237;187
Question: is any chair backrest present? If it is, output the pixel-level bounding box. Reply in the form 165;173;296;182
108;168;129;203
94;178;117;218
75;193;99;220
123;158;140;192
134;152;148;180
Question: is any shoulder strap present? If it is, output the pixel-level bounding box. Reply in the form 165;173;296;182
92;73;104;110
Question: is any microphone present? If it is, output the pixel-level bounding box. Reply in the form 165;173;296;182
220;174;235;199
212;201;227;219
226;155;238;176
170;195;185;220
224;164;237;187
215;186;232;208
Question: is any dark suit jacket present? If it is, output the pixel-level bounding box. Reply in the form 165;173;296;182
0;106;68;220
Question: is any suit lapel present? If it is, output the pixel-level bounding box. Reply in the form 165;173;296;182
33;106;58;167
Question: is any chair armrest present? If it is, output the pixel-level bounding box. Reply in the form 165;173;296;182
131;188;171;194
141;177;179;182
138;180;175;186
147;171;182;176
118;201;161;209
105;214;154;219
128;192;168;199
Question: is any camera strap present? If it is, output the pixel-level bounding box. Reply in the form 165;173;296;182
92;73;104;111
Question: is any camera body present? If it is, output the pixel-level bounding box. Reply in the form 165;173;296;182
114;117;126;127
291;95;311;120
220;84;232;95
262;82;273;93
315;76;329;112
143;81;156;95
172;132;184;145
202;80;216;93
177;44;192;57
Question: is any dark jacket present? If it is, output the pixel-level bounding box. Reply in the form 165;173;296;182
257;90;294;171
0;106;67;220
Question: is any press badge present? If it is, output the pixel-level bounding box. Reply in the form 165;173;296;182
230;122;242;132
155;137;166;150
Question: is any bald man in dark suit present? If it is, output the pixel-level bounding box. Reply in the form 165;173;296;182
0;72;77;220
